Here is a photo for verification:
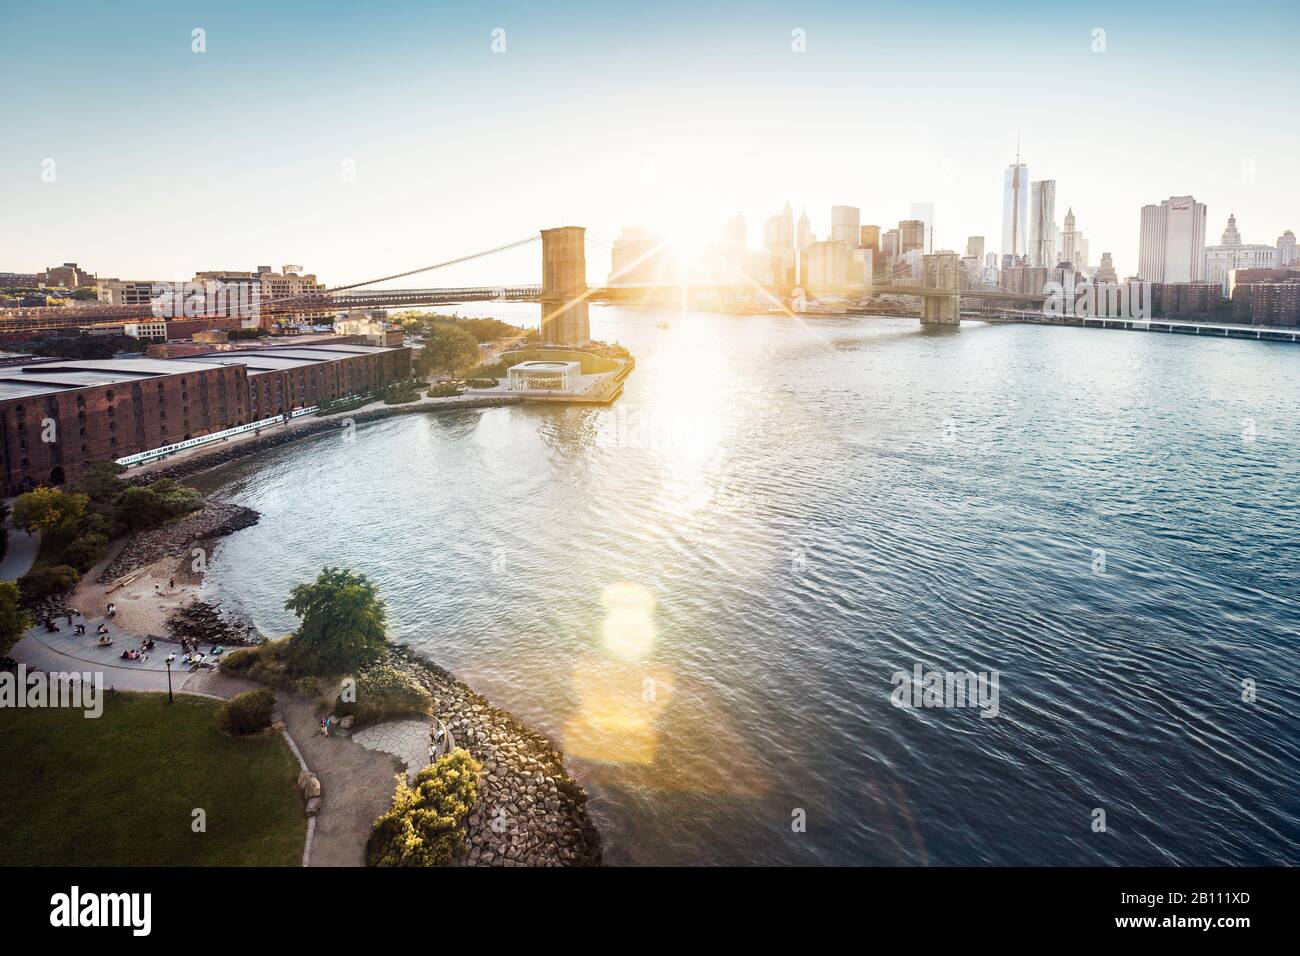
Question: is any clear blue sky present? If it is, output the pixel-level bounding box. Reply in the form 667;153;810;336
2;0;1296;285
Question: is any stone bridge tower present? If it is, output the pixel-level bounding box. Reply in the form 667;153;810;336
921;251;961;326
540;226;590;345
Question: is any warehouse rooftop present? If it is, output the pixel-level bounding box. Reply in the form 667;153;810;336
169;343;402;375
0;344;404;401
0;357;229;400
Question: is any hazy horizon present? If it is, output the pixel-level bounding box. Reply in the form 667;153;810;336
3;0;1297;287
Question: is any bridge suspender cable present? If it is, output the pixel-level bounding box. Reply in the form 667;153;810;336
323;235;541;294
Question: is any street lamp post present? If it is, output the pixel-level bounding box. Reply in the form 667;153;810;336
165;652;175;704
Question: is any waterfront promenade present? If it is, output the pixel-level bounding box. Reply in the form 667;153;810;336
973;311;1300;342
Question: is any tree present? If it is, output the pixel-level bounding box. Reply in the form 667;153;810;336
113;479;200;532
417;324;481;378
17;565;80;606
368;749;482;866
11;487;88;540
0;581;31;658
284;567;388;674
63;533;109;572
71;461;127;506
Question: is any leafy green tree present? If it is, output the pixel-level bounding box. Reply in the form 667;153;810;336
0;581;31;657
368;749;482;866
11;487;88;540
113;479;200;532
71;461;127;506
17;565;80;606
417;324;482;378
63;533;109;572
284;567;388;674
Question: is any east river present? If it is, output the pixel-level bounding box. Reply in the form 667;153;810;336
193;305;1300;865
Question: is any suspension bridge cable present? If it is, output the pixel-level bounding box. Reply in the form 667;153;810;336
324;235;541;294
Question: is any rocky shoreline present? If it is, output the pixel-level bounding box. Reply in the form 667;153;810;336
393;648;602;866
98;499;261;583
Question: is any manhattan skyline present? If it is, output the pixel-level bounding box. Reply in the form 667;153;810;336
2;0;1298;287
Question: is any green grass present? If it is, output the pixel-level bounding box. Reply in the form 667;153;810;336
0;691;305;866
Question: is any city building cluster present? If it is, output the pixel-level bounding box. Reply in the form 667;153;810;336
605;143;1299;326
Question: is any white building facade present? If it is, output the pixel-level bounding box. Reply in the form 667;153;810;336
1138;195;1207;283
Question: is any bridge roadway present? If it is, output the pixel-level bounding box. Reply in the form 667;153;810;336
0;284;1046;335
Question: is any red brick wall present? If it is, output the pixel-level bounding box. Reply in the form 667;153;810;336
0;364;249;495
0;347;410;494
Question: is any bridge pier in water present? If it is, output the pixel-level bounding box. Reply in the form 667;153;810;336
921;251;961;327
540;226;590;345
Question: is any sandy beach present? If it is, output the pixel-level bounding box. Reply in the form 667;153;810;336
75;546;211;641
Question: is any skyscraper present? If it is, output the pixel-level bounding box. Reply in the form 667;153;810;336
860;225;881;252
1096;252;1118;284
882;229;900;258
1138;196;1207;283
899;219;925;253
1028;180;1056;267
1001;152;1030;260
831;206;860;245
910;202;935;253
1059;208;1088;271
796;209;813;252
966;236;985;260
762;201;796;289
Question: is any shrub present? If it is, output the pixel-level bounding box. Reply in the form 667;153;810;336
216;689;276;735
337;661;432;727
114;481;201;532
0;581;31;657
17;565;80;606
368;749;482;867
220;638;293;688
291;676;323;698
426;381;464;398
63;533;109;572
78;512;111;539
382;383;421;405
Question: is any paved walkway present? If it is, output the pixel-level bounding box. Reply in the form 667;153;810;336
352;718;434;781
0;527;40;581
10;603;227;693
278;696;402;867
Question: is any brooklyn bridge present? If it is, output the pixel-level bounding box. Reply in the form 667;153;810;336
1;226;1050;340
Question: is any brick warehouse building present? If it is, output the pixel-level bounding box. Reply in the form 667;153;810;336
0;343;410;495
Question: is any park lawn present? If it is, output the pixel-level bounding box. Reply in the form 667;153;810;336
0;691;304;866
